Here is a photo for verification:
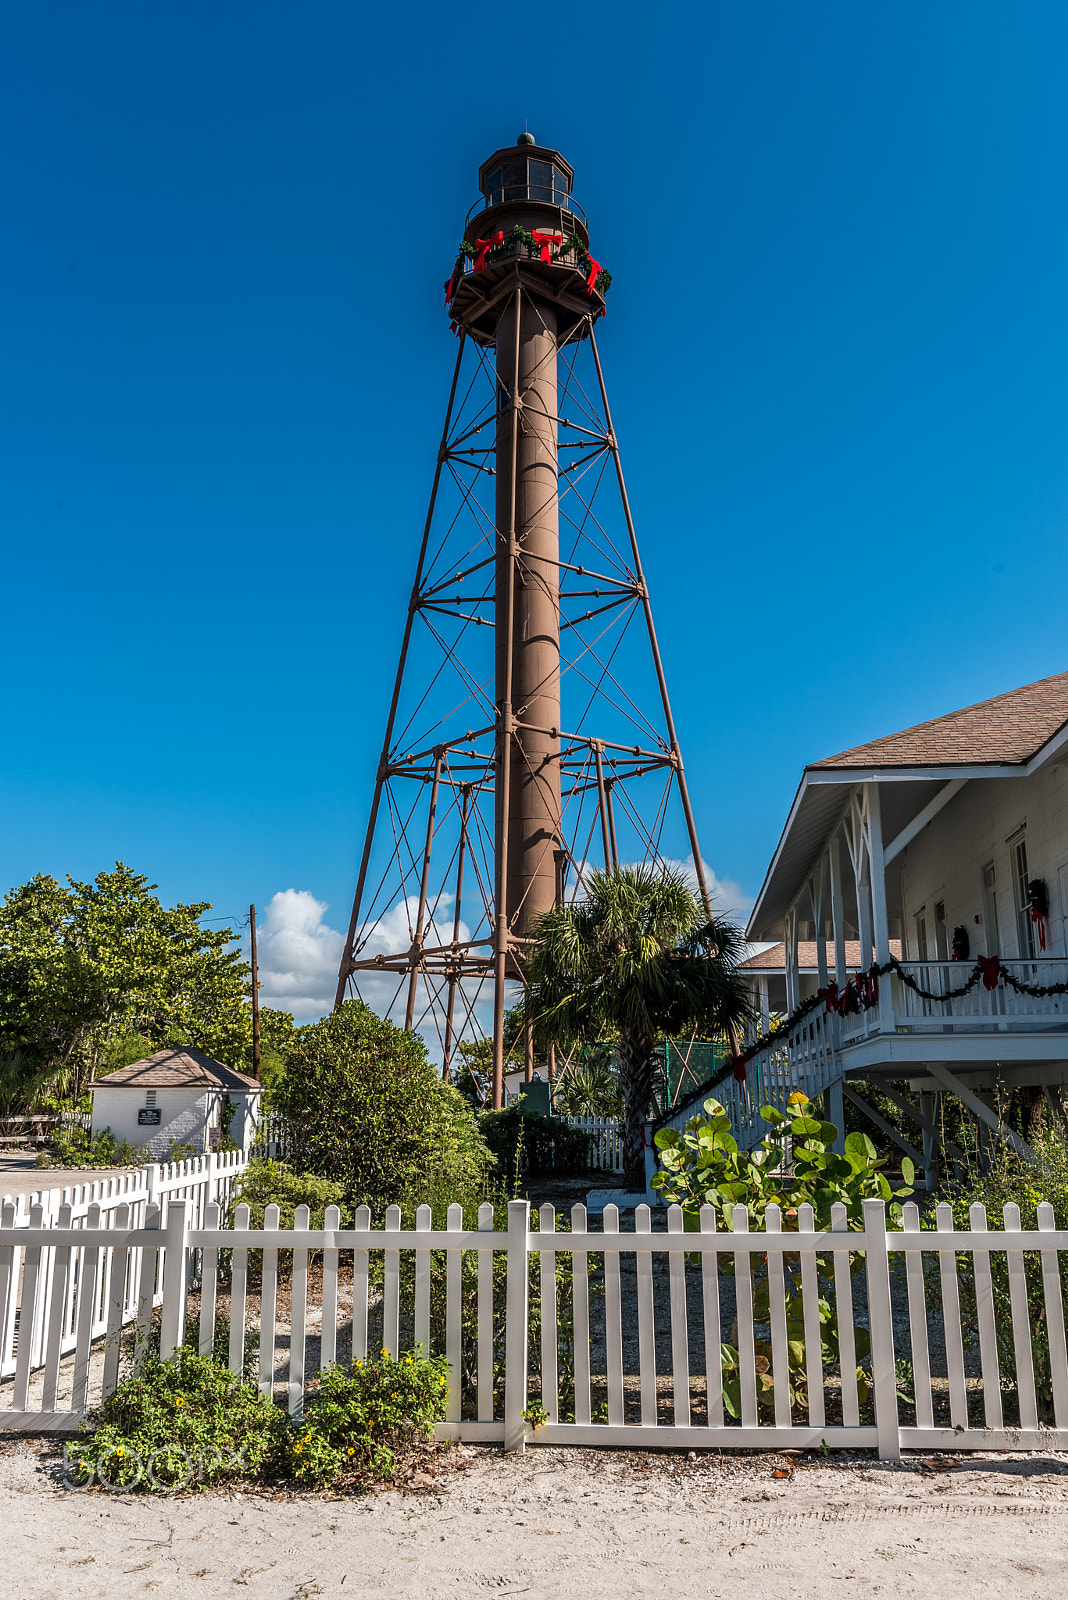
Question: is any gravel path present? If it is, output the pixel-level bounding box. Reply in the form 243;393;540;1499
4;1438;1068;1598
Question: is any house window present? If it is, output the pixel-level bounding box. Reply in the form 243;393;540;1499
1015;836;1036;959
981;862;1000;954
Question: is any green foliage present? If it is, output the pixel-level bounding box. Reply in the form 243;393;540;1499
479;1105;592;1178
943;1136;1068;1421
231;1159;350;1230
0;864;252;1103
68;1344;452;1493
271;1000;492;1215
67;1348;288;1491
527;865;751;1188
554;1047;622;1117
451;1006;525;1111
654;1091;913;1418
35;1124;146;1169
256;1007;298;1100
289;1348;451;1486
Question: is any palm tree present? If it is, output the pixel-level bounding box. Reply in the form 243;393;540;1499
526;865;752;1190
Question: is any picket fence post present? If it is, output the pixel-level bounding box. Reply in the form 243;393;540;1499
862;1198;900;1460
503;1199;530;1453
159;1199;189;1359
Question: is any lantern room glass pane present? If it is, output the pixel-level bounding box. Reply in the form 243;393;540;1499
529;159;553;201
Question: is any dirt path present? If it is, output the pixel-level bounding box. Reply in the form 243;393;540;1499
4;1439;1068;1598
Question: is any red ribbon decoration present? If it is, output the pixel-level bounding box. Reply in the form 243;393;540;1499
444;256;464;308
977;953;1001;991
530;229;563;263
823;981;839;1015
1032;906;1048;951
585;255;602;293
473;232;504;273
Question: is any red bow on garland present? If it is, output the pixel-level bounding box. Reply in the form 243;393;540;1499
977;953;1001;990
1032;905;1048;951
473;233;504;272
823;981;840;1015
530;229;563;263
585;255;602;293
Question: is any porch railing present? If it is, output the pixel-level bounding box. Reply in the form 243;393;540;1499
658;1004;842;1150
890;958;1068;1030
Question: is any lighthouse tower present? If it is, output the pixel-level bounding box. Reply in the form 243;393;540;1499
335;134;710;1106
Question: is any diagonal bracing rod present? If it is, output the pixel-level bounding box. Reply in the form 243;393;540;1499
334;337;468;1009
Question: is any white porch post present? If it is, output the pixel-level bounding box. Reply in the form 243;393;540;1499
758;976;770;1037
864;783;895;1031
784;904;800;1013
828;831;848;987
810;864;829;990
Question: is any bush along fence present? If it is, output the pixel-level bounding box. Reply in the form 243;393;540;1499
0;1150;249;1392
1;1189;1066;1457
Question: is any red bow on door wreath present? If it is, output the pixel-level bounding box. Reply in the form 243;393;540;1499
473;233;504;272
530;229;563;263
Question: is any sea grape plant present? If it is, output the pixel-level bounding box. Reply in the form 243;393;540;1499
653;1092;914;1419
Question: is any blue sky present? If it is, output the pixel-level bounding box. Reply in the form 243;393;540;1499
5;4;1068;1015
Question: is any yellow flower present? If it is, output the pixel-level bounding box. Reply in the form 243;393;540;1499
405;1357;412;1364
175;1397;185;1408
347;1448;355;1457
392;1391;398;1398
294;1443;303;1455
440;1379;446;1388
116;1447;125;1458
355;1360;362;1368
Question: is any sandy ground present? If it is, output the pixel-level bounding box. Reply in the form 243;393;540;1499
0;1155;133;1204
3;1438;1068;1599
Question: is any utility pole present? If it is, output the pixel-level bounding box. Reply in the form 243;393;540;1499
250;902;261;1082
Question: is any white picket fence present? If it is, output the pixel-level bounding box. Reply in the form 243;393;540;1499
2;1187;1066;1456
0;1151;248;1397
561;1116;623;1173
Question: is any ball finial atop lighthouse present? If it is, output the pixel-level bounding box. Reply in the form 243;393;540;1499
517;129;536;145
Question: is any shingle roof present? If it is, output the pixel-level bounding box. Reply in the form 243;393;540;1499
739;940;903;972
810;670;1068;771
90;1047;260;1093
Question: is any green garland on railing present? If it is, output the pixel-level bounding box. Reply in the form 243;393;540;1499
451;225;612;296
733;953;1068;1081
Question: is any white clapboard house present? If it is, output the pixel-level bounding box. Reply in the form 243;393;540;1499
661;670;1068;1181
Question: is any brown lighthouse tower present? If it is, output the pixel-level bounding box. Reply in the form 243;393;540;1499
335;134;710;1106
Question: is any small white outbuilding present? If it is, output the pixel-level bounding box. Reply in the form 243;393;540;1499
90;1047;262;1159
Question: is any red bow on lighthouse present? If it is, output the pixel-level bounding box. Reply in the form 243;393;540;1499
444;256;464;308
585;256;602;293
473;233;504;272
530;229;563;263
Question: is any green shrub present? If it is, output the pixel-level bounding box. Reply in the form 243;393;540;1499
290;1348;451;1486
943;1136;1068;1421
479;1104;592;1178
36;1125;145;1169
271;1000;492;1215
67;1348;288;1491
67;1345;451;1493
231;1158;349;1229
654;1091;913;1418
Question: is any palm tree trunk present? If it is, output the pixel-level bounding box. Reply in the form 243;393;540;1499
617;1032;654;1191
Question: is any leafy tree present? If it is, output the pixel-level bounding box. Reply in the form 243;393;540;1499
0;863;252;1102
256;1007;299;1098
526;865;752;1189
271;999;491;1214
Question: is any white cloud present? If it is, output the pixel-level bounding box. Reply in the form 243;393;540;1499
254;889;490;1056
256;889;345;1019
